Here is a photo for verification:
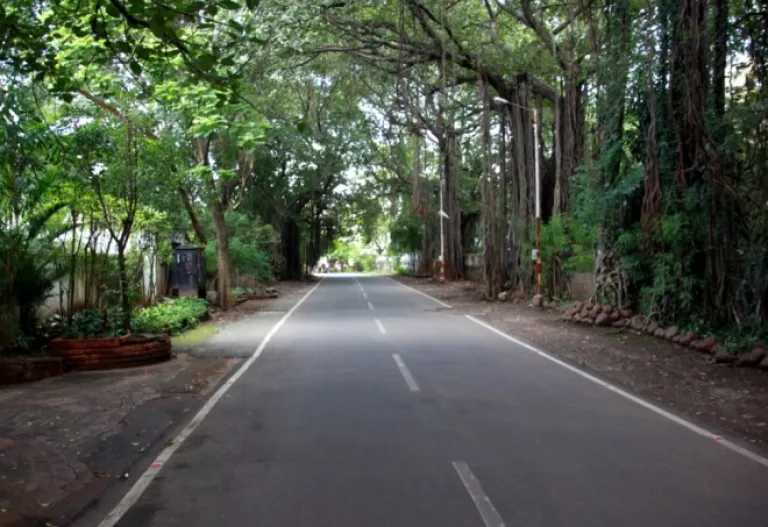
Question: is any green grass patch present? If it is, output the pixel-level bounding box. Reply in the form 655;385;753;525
171;322;218;347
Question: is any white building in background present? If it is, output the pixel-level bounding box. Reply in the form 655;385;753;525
38;228;167;319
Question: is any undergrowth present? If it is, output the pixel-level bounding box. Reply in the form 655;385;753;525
132;298;208;335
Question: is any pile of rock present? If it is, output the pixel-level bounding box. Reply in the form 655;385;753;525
560;301;767;370
263;287;279;299
560;301;627;328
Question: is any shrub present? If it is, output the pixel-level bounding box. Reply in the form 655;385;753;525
204;211;276;283
132;298;208;335
359;254;377;272
61;308;125;339
233;286;260;300
395;265;413;276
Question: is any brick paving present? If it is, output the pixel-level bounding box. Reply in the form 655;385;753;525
0;354;237;526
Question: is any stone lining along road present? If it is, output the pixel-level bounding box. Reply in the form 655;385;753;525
78;275;768;527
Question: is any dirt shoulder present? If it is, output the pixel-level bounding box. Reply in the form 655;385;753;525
396;276;768;451
0;280;311;527
208;280;315;325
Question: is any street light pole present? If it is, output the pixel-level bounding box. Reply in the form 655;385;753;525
439;177;446;282
533;108;542;297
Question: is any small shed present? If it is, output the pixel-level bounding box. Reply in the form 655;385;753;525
167;246;206;298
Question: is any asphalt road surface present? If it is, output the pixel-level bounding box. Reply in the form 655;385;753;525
95;275;768;527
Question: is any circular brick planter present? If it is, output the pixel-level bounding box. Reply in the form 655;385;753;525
50;334;172;371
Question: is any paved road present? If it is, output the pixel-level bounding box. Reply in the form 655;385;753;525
95;275;768;526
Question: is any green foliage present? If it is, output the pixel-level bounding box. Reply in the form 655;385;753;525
61;308;125;339
132;298;209;335
395;265;414;277
358;254;377;272
570;160;644;242
61;297;209;338
62;310;107;339
389;206;422;258
2;0;265;93
203;210;276;282
232;286;258;300
0;90;73;344
1;0;765;348
519;215;595;298
612;188;712;327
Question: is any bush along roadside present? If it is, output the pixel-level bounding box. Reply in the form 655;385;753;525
559;301;767;370
131;298;209;335
48;298;209;341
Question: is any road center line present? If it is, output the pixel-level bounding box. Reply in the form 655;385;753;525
392;353;419;391
362;292;368;299
452;461;505;527
367;301;375;311
375;319;387;335
98;280;324;527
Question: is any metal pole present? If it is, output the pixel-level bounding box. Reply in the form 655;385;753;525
533;108;542;296
439;177;446;282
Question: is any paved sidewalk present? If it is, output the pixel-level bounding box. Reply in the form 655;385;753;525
0;355;237;526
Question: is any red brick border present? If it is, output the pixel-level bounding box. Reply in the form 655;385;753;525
50;335;172;370
0;357;65;385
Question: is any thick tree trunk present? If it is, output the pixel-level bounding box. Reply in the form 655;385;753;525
499;110;508;283
552;96;565;215
509;82;535;289
442;130;464;280
642;2;662;234
480;75;501;299
712;0;728;119
178;186;208;245
282;216;302;281
556;71;585;215
410;134;431;276
211;199;233;309
68;210;78;322
117;244;131;332
420;219;431;276
309;207;322;271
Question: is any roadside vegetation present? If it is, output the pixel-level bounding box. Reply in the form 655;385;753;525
55;298;208;339
1;0;766;355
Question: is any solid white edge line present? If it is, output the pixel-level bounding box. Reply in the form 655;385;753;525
367;301;375;311
375;319;387;335
452;461;505;527
98;280;325;527
390;277;452;308
465;314;768;469
392;353;420;392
